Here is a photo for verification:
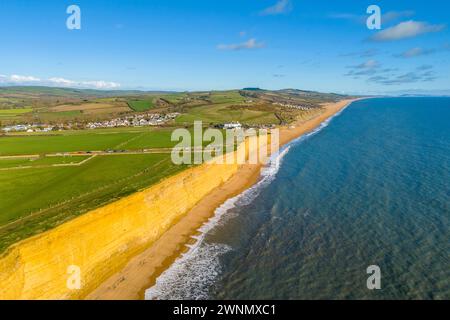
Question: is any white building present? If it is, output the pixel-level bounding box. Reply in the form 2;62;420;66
223;122;242;130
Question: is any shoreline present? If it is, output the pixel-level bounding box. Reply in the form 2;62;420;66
86;98;360;300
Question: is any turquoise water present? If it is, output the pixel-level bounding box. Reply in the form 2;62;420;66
147;98;450;300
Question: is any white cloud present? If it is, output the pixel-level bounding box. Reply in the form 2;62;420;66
217;38;265;51
10;75;41;82
416;65;433;71
372;20;445;41
382;11;415;24
345;60;381;77
0;74;121;89
82;81;121;89
353;60;379;69
340;48;379;58
395;47;436;58
369;70;437;85
48;77;76;86
260;0;292;16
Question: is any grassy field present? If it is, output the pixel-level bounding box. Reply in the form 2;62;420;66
0;125;196;252
127;99;156;111
0;154;180;225
207;91;246;104
0;153;186;252
0;108;33;119
0;126;233;156
176;103;279;125
29;110;83;121
0;131;140;155
0;155;89;169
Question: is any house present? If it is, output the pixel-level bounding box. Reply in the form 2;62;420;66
223;122;242;130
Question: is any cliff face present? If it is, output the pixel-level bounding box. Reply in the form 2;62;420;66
0;159;239;299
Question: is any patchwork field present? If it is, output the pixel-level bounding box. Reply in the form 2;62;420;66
0;108;33;119
50;102;131;115
127;99;156;111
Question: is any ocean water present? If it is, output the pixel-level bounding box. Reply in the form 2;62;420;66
146;97;450;300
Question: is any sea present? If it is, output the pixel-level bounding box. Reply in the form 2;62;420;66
145;97;450;300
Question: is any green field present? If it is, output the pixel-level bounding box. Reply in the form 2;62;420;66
0;131;139;155
0;153;186;252
0;126;232;156
127;99;155;111
207;91;246;104
176;103;278;125
0;127;189;156
0;155;89;169
0;154;181;225
0;108;33;115
0;127;193;252
0;124;241;252
0;108;33;118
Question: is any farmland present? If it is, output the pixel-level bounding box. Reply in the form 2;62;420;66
0;108;33;120
127;98;156;111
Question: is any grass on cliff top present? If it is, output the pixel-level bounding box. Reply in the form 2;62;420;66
0;153;188;254
0;127;193;253
0;126;233;156
0;155;89;169
0;127;179;156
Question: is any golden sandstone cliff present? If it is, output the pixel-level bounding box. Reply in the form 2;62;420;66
0;157;241;299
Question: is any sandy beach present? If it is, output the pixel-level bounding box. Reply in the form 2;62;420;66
86;98;358;300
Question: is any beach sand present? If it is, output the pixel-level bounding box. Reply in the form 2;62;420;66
86;98;357;300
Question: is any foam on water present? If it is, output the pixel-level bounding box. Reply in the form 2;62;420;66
145;107;349;300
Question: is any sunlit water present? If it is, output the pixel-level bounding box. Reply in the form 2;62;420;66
146;98;450;300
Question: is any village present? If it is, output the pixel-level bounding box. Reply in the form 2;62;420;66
1;112;180;133
86;112;180;129
272;102;315;111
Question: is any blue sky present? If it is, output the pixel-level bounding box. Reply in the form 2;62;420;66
0;0;449;94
